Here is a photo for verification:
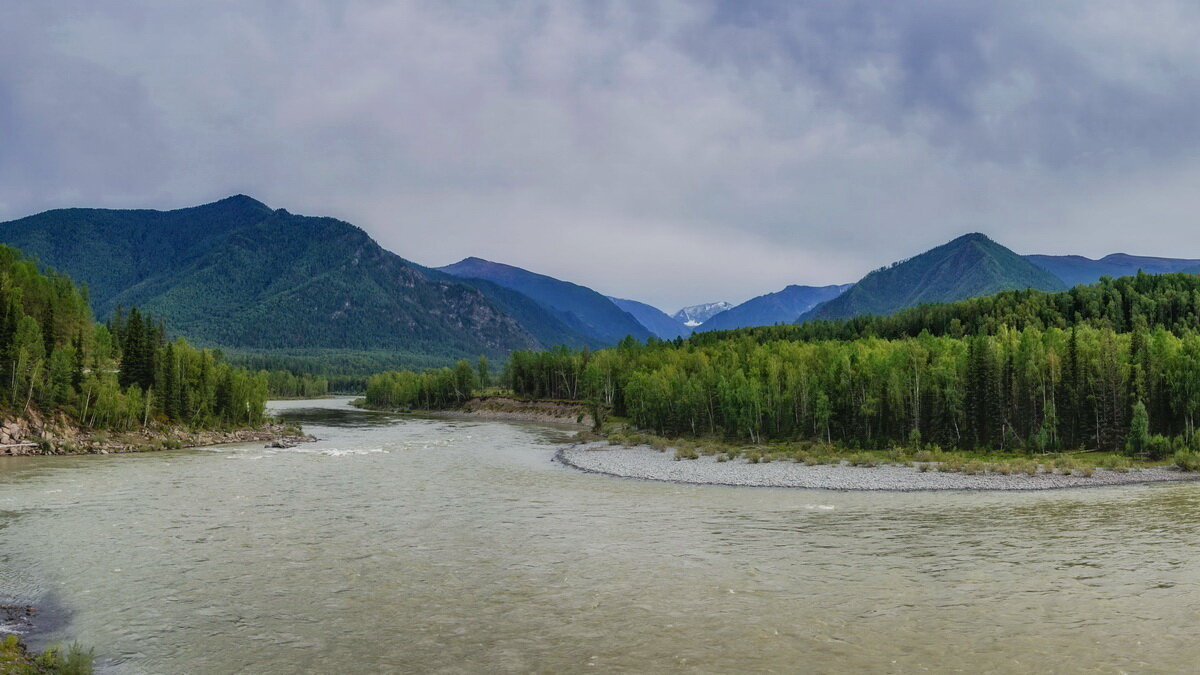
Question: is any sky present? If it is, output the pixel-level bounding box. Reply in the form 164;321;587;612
4;1;1200;312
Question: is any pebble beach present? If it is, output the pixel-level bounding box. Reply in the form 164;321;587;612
557;443;1200;491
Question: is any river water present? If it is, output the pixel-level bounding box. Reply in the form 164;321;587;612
3;398;1200;672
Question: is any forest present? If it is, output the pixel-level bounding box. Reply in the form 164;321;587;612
364;358;487;411
0;245;268;431
698;272;1200;344
365;274;1200;460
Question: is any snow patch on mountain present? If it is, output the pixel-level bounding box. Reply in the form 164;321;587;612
672;302;732;326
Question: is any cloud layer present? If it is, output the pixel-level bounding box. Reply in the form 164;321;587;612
4;0;1200;310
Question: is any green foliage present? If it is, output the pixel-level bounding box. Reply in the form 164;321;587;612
696;272;1200;345
0;244;266;431
261;370;329;398
1127;401;1150;455
363;360;478;409
1173;450;1200;472
0;635;93;674
492;322;1200;455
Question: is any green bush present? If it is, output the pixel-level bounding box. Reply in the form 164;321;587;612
674;446;698;461
1146;434;1175;461
1174;450;1200;472
0;635;93;674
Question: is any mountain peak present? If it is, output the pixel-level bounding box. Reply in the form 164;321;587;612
217;194;268;208
803;234;1064;322
697;285;851;332
947;232;994;247
438;258;652;344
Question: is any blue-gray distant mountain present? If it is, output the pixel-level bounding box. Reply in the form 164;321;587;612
608;297;690;340
672;302;732;327
438;257;652;345
0;196;586;366
1026;253;1200;287
697;284;851;332
802;233;1066;322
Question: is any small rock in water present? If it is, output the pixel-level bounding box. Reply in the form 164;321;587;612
266;439;297;449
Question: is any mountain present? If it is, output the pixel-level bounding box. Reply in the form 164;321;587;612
802;233;1066;322
673;302;732;327
697;284;851;332
438;258;652;345
608;297;690;340
1027;253;1200;287
0;196;567;363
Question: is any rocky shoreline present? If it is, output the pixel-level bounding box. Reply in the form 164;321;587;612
557;443;1200;491
0;409;314;457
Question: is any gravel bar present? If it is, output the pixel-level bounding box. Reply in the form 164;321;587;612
556;443;1200;491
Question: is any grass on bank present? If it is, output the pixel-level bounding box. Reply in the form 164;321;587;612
575;423;1198;475
0;635;92;674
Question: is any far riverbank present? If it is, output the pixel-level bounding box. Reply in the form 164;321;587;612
356;396;594;427
558;443;1200;491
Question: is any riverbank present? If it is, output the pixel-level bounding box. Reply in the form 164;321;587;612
357;396;593;427
557;443;1200;491
0;408;314;457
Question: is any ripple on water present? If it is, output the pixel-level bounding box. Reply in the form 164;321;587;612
0;399;1199;672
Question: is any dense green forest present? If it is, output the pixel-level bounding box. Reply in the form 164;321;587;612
261;370;329;398
502;328;1200;456
0;245;268;431
701;273;1200;344
365;273;1200;459
365;358;485;410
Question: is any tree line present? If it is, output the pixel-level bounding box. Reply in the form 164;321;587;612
694;272;1200;345
360;271;1200;457
502;327;1200;456
0;245;268;431
364;358;484;410
261;370;329;398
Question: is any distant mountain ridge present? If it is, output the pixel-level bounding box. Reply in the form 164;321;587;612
802;233;1066;322
673;302;731;327
10;195;1199;366
608;297;690;340
438;257;652;345
1027;253;1200;287
0;196;577;363
698;284;851;332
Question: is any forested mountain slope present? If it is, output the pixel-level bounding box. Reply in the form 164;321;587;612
608;297;690;339
697;284;850;332
692;271;1200;345
0;196;547;361
438;257;652;344
802;233;1066;322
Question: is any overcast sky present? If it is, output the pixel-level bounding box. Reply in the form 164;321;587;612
4;1;1200;311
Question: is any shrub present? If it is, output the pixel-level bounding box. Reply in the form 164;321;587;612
1174;450;1200;472
674;447;698;461
1146;434;1175;461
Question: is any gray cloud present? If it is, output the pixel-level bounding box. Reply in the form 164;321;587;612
3;0;1200;311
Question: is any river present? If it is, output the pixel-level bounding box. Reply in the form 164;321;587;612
3;398;1200;672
